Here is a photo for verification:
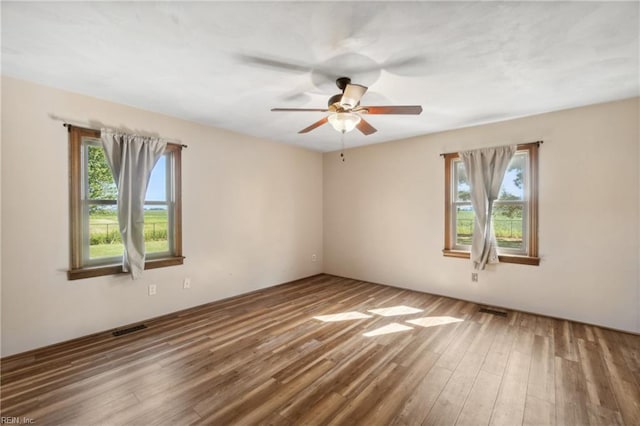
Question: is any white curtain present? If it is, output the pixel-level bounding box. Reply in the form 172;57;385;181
460;145;516;270
101;129;167;279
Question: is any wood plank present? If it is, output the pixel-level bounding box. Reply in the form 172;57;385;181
594;328;640;425
358;350;440;425
553;320;579;362
554;356;590;426
291;391;344;425
212;359;336;425
391;366;452;426
586;402;624;426
489;349;531;425
527;334;555;403
423;351;485;425
577;338;618;410
482;323;517;377
278;341;381;421
523;395;555;426
455;370;502;425
327;361;400;425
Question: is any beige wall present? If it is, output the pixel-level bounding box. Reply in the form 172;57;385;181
1;77;324;357
2;77;638;358
324;98;640;333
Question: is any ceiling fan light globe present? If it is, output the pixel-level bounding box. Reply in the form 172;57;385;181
328;112;361;133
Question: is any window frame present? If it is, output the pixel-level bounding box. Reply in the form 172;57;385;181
443;143;540;266
68;126;184;280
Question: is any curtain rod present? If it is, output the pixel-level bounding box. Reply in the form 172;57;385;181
439;140;542;157
62;123;188;148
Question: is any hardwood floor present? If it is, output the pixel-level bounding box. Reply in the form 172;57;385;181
1;274;639;425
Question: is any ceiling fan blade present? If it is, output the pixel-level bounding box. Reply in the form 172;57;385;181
236;54;311;74
299;117;329;134
271;108;329;112
356;118;377;135
340;84;368;109
359;105;423;115
382;55;430;76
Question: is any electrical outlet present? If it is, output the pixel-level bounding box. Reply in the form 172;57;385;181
471;273;478;282
311;254;317;262
183;278;191;289
148;284;157;296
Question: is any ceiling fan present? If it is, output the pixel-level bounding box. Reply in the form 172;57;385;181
271;77;422;135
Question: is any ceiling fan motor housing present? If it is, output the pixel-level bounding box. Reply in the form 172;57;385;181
336;77;351;91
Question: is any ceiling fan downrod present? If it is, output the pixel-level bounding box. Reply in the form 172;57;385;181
336;77;351;91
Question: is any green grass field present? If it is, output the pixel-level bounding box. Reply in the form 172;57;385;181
89;210;169;258
456;210;523;249
89;240;169;258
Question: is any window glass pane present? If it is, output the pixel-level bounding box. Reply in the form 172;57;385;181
498;153;526;201
89;205;123;259
146;155;167;202
455;161;471;202
493;203;524;250
456;205;474;246
145;206;169;254
88;206;170;259
87;144;117;201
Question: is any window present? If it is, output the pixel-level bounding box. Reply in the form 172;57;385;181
68;126;183;279
443;143;539;265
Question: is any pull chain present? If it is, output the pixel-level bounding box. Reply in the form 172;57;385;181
340;131;346;162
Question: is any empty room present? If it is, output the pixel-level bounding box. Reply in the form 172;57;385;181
1;1;639;425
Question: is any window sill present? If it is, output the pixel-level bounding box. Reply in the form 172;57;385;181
67;256;185;280
442;249;540;266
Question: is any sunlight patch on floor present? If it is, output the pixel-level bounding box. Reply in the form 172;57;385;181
363;322;414;337
406;316;464;328
313;311;373;322
367;305;423;317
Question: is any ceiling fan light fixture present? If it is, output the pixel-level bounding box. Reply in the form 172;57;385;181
328;112;361;133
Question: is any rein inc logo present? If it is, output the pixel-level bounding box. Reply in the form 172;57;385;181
1;418;35;424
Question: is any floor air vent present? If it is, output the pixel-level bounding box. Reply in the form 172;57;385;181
479;307;508;317
112;324;147;337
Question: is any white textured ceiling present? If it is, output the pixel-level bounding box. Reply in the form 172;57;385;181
2;1;638;152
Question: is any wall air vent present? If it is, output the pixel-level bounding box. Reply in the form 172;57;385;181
112;324;147;337
479;307;508;317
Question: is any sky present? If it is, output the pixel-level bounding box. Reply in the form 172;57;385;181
457;159;524;200
145;155;167;202
501;168;523;199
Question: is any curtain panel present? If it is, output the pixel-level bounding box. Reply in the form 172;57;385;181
460;145;516;270
101;129;167;279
